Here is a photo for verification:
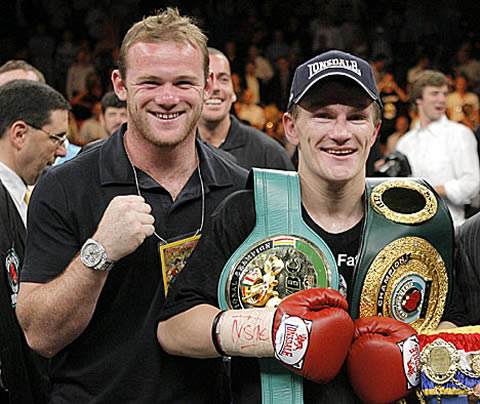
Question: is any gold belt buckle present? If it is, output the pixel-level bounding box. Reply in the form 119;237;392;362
421;338;459;385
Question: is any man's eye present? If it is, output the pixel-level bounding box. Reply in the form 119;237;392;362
349;114;367;121
313;113;330;119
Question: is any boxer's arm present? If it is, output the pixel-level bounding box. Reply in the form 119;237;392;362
157;304;221;358
437;321;457;330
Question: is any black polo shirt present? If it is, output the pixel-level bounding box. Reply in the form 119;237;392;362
21;124;248;403
219;115;294;171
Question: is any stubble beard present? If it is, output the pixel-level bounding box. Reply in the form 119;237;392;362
128;102;202;149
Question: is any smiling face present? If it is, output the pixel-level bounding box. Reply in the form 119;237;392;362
416;84;448;126
284;79;380;186
201;53;237;125
112;40;212;148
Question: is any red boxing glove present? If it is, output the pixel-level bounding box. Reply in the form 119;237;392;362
273;288;354;384
347;317;420;404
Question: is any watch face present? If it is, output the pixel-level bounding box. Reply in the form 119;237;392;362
83;243;103;267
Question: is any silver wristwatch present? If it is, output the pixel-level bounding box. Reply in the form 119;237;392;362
80;238;115;271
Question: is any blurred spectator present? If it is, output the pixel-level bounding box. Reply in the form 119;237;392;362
65;48;95;100
0;60;45;86
284;16;309;59
76;102;108;146
266;56;293;111
54;30;77;95
223;40;244;76
263;104;285;145
27;23;55;84
265;29;290;63
231;72;243;101
309;9;343;53
371;53;388;84
236;88;266;130
370;25;393;65
386;115;410;154
99;91;127;135
447;74;480;130
454;41;480;94
247;44;274;84
407;55;430;90
377;72;409;143
70;71;103;122
242;61;262;105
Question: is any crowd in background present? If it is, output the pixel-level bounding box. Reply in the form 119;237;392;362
2;0;480;153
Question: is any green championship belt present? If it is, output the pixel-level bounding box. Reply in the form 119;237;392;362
217;168;338;404
350;178;453;333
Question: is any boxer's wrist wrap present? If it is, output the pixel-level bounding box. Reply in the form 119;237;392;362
216;308;275;358
211;310;227;357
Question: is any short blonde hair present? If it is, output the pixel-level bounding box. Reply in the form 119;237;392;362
118;8;209;83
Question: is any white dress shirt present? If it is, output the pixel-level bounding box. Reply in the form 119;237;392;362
0;161;28;226
396;115;480;226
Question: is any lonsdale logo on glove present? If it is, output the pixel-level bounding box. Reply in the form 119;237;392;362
398;334;420;389
274;313;312;369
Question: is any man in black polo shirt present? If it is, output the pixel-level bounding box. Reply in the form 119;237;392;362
199;48;294;171
16;8;247;403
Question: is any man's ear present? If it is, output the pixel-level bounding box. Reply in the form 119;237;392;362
370;120;382;147
112;69;127;101
203;70;214;101
283;112;299;146
10;121;29;150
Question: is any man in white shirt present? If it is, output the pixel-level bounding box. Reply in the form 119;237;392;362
0;79;69;403
237;88;266;129
396;70;480;226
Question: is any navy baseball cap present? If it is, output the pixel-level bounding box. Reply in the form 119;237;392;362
287;50;383;110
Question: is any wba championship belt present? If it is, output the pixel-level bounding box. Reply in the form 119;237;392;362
217;168;338;404
350;178;453;333
418;326;480;403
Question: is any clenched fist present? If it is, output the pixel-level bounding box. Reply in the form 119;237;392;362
93;195;155;262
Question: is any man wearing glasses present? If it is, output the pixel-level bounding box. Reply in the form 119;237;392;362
0;79;69;403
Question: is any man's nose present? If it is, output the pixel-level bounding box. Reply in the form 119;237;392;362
330;118;350;143
55;143;67;157
154;83;180;106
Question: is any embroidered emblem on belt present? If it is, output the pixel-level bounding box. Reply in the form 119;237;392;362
5;248;20;307
359;237;448;332
225;235;333;310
